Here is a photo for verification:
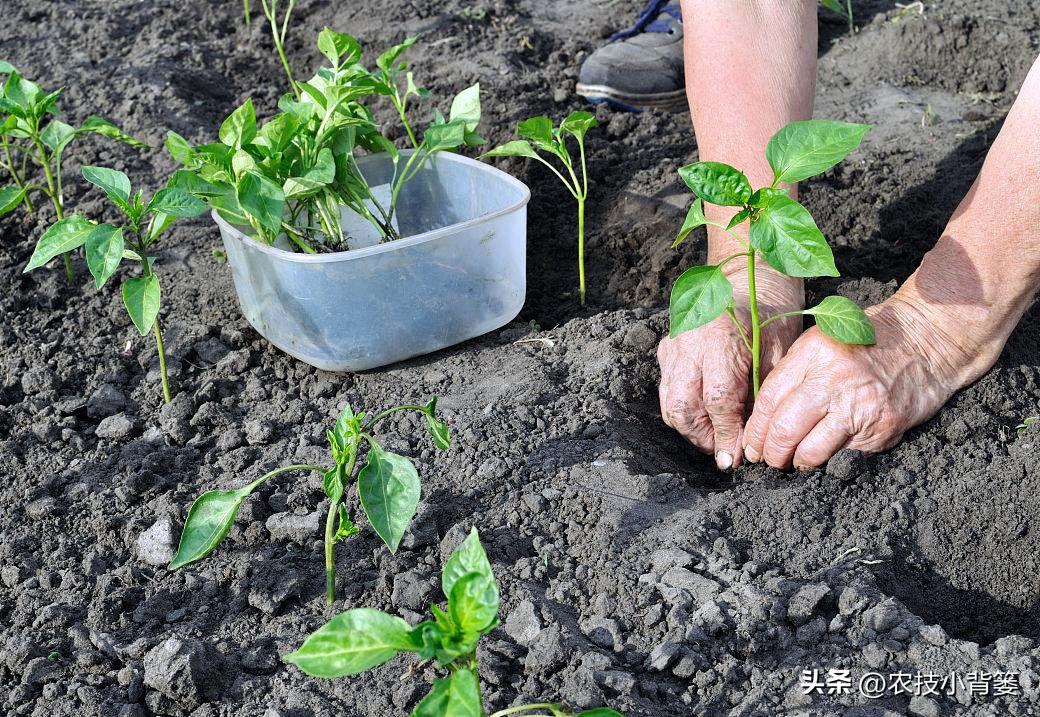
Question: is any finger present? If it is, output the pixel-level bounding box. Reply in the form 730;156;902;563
701;352;750;471
760;389;829;469
793;414;852;469
659;368;714;454
743;352;807;463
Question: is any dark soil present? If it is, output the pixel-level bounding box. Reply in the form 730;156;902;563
2;1;1040;716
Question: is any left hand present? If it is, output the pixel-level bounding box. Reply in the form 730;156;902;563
741;297;987;469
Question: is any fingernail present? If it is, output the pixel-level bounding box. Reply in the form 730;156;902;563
744;446;760;463
716;451;733;470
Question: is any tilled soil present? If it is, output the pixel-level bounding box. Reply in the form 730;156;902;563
2;1;1040;716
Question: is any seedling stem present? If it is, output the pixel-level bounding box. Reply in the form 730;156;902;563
746;250;761;396
260;0;299;98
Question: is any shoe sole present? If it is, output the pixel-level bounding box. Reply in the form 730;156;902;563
575;83;688;112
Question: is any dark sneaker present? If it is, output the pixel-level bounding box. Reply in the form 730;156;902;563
576;0;686;112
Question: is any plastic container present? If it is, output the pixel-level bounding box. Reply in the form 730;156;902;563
214;151;530;372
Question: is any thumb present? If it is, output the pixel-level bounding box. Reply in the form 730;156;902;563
701;348;751;470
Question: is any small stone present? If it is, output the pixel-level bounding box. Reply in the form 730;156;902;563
826;449;868;480
136;517;177;566
647;641;681;672
553;87;569;103
96;414;135;440
265;511;321;543
86;385;126;418
622;324;657;353
862;641;889;669
240;640;280;675
1;564;21;587
215;429;245;451
787;584;830;627
594;669;636;695
504;599;542;646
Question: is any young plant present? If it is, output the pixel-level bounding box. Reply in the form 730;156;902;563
254;0;300;98
483;112;597;306
286;527;625;717
23;167;207;403
669;119;875;396
0;62;146;281
169;29;482;252
169;399;451;604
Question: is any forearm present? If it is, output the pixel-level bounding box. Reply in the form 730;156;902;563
681;0;818;272
891;54;1040;381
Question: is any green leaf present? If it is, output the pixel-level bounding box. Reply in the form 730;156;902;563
411;669;482;717
376;36;417;72
237;170;284;236
0;185;25;216
805;295;876;345
323;467;345;504
668;264;733;337
0;61;15;75
147;187;208;218
672;198;707;248
423;397;451;450
766;120;870;185
727;207;751;230
40;120;76;155
559;110;598;141
148;212;178;242
168;483;256;569
576;710;626;717
219;98;257;148
283;148;336;199
165;131;195;164
332;504;360;543
481;140;540;160
677;161;752;207
82;165;132;207
24;215;96;272
748;193;837;278
448;83;481;133
358;442;421;553
423;120;467;152
284;608;415;678
84;224;124;289
517;116;557;153
442;527;494;600
448;571;499;635
317;27;362;66
122;275;160;335
79;116;148;148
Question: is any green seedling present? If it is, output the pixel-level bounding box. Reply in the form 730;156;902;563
169;399;451;604
23;167;207;403
169;29;482;252
483;112;597;305
669;119;875;396
0;62;146;281
819;0;854;34
286;528;625;717
253;0;300;98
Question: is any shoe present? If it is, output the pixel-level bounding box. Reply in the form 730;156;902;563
576;0;686;112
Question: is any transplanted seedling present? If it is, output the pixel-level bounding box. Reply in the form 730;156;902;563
484;112;597;305
169;29;482;252
23;167;208;403
286;527;625;717
0;62;146;281
169;399;451;604
669;119;875;396
819;0;855;34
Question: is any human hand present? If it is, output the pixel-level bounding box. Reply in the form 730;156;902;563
658;268;803;470
742;296;994;470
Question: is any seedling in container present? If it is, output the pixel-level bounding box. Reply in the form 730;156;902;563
169;399;451;604
0;62;146;281
23;167;207;403
484;112;597;305
669;119;875;396
169;30;481;253
286;527;625;717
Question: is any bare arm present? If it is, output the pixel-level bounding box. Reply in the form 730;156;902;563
659;0;819;469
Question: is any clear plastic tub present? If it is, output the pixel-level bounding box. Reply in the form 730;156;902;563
215;151;530;372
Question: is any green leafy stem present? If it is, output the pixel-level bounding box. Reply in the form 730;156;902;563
669;119;876;396
169;398;451;605
483;112;596;305
285;527;625;717
0;62;146;282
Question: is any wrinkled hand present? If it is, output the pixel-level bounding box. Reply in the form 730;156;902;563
658;270;803;469
742;298;983;469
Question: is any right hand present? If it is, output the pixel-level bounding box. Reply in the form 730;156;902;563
657;268;804;470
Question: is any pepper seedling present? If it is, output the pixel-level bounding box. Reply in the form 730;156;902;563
0;62;146;281
669;119;875;396
168;29;482;252
483;112;597;305
819;0;854;34
286;527;625;717
169;399;451;605
23;167;207;403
